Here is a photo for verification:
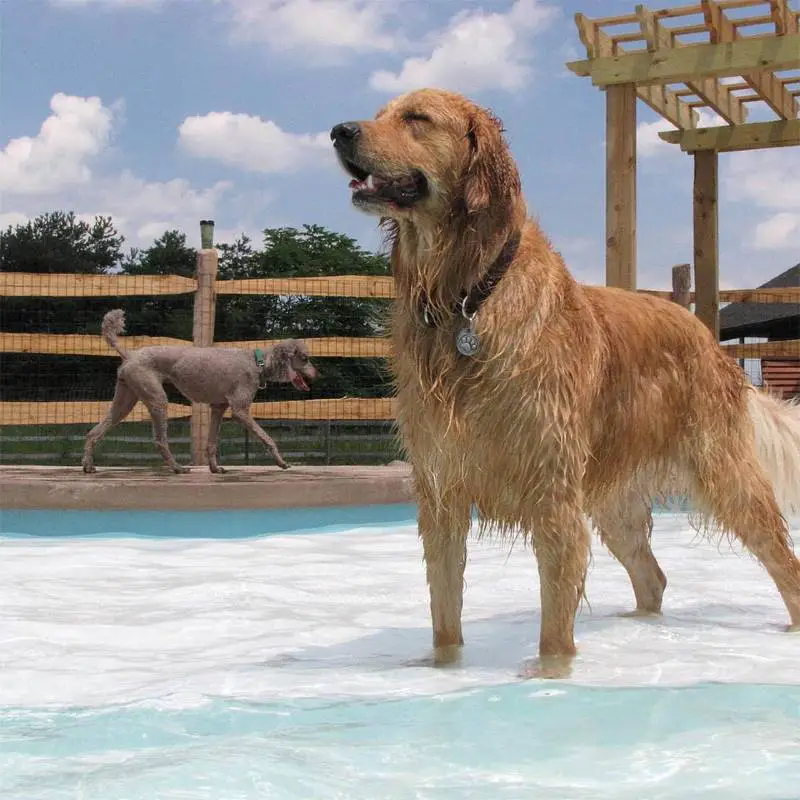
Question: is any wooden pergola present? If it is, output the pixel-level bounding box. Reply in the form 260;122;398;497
568;0;800;338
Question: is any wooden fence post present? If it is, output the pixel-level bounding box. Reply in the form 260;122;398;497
671;263;692;309
191;220;218;466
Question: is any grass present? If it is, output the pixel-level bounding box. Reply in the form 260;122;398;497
0;420;401;467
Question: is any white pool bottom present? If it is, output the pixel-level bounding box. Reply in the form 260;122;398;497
1;515;799;798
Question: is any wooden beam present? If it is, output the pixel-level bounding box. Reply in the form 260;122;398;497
567;32;800;87
637;287;800;303
0;332;393;359
635;83;698;129
0;272;397;300
693;150;720;339
722;340;800;358
575;12;697;128
635;4;747;124
659;118;800;151
606;83;638;290
702;0;798;119
0;273;197;298
216;275;395;298
719;287;800;303
768;0;799;35
0;398;396;426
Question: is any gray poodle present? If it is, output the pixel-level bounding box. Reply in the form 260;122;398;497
82;309;318;474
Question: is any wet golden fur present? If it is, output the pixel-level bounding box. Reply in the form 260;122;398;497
332;88;800;674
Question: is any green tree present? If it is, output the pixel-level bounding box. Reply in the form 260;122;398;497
118;230;197;341
215;225;392;401
0;212;126;402
0;211;123;276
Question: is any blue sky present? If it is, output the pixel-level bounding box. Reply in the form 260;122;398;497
2;0;798;290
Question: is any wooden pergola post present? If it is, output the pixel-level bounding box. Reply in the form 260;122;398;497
190;220;218;466
570;3;800;328
605;83;637;291
693;151;719;339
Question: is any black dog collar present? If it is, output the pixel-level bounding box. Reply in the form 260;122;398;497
419;232;521;328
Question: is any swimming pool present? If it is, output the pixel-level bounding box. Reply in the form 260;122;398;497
1;506;799;799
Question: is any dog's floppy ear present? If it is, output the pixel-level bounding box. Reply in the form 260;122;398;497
463;108;518;214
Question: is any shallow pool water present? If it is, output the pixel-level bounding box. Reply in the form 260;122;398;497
1;507;798;799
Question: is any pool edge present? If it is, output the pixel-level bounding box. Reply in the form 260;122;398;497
0;464;414;511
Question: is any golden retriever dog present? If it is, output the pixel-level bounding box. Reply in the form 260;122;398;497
330;89;800;676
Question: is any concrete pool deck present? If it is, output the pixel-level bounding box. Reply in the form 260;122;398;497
0;464;414;510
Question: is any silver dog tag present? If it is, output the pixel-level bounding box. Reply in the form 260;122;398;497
455;322;480;357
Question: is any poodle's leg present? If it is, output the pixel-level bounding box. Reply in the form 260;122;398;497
207;403;228;474
82;380;138;473
230;405;289;470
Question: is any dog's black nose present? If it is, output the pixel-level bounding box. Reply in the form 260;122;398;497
330;121;361;144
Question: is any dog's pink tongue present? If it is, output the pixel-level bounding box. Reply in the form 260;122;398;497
290;371;310;392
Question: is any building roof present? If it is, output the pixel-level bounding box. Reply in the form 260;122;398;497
719;264;800;341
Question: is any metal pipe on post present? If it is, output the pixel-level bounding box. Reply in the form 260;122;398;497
190;220;218;466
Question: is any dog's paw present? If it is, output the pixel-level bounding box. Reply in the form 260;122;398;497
173;466;191;474
277;461;291;470
518;654;574;680
82;463;96;474
404;645;463;669
209;466;227;474
618;608;662;619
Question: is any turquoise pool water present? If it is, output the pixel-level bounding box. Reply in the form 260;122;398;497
0;503;418;538
1;505;798;799
3;683;799;799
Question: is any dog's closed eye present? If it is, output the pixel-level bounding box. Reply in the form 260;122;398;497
402;111;432;125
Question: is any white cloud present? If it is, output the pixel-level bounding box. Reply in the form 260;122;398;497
0;93;276;248
726;149;800;251
727;149;800;211
178;112;330;174
3;172;238;249
752;212;800;250
223;0;397;55
369;0;557;94
0;93;113;195
50;0;162;6
0;212;30;230
90;172;235;243
637;119;675;158
637;109;725;159
50;0;398;57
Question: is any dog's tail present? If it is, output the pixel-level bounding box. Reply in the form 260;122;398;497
748;386;800;516
101;309;129;361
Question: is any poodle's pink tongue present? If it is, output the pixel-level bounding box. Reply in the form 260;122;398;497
290;371;310;392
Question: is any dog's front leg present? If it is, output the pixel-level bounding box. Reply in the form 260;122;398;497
231;410;290;470
148;402;190;474
418;493;472;666
207;403;228;474
524;498;590;679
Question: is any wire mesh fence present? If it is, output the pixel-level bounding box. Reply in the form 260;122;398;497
0;217;401;468
1;217;798;469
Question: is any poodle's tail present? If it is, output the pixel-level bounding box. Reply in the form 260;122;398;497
748;386;800;517
101;309;129;361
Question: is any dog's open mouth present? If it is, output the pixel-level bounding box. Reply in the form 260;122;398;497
290;370;311;392
341;159;427;209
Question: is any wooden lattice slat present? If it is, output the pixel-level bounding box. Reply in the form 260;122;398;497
570;1;800;132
